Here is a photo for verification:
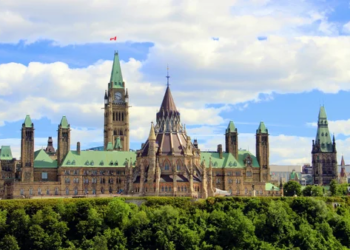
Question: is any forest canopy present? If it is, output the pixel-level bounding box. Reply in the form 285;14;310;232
0;196;349;250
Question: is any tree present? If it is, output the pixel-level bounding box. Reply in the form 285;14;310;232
0;235;20;250
302;185;324;196
330;179;339;196
283;181;301;196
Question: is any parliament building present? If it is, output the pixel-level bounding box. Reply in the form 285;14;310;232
0;52;281;199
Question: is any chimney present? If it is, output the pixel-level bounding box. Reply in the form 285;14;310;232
77;142;81;155
217;144;223;159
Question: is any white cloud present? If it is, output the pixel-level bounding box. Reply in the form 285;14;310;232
1;0;350;166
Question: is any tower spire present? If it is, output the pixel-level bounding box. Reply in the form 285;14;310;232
166;65;170;87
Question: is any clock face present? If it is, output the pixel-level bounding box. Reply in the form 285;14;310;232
114;92;122;101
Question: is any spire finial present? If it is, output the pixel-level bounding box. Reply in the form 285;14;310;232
166;65;170;87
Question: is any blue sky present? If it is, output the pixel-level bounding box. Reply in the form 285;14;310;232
1;0;350;165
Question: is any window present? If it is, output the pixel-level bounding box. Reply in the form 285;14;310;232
184;187;187;192
92;188;96;195
229;179;233;184
74;188;78;195
235;171;241;176
165;186;168;192
65;170;70;175
74;170;78;175
46;189;50;195
66;188;69;195
29;188;33;196
38;188;42;195
246;171;252;177
109;186;113;194
101;187;104;194
20;189;24;195
169;187;172;192
55;188;59;195
177;165;181;171
162;186;164;192
85;188;88;194
65;178;70;184
165;163;170;170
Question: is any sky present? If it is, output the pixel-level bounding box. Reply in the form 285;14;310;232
1;0;350;165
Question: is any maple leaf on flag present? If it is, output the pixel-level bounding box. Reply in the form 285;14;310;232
110;36;117;41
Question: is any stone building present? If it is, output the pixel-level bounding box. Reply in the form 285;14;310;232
0;52;279;199
311;106;338;185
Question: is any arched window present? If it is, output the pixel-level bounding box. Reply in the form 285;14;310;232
165;162;170;170
101;187;104;194
177;165;181;171
66;188;69;195
109;186;113;194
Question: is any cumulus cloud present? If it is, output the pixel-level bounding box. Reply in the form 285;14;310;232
1;0;349;165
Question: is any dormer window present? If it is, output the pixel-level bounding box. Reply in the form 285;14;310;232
100;161;104;166
85;160;89;165
90;161;94;166
72;160;76;165
66;160;71;165
115;161;118;166
109;161;113;166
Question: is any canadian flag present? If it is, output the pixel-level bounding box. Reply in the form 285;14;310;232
110;36;117;41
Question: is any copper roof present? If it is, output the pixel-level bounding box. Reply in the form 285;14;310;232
341;155;345;166
160;86;177;112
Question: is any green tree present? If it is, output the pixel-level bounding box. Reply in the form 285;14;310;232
330;179;339;196
0;235;20;250
283;180;301;196
302;185;324;196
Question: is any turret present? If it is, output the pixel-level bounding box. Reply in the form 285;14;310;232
256;122;269;181
21;115;34;182
57;116;70;166
225;121;238;159
147;122;157;193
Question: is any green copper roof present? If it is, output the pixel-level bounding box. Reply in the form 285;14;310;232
114;137;122;150
226;121;236;133
106;142;113;151
318;106;327;119
34;149;57;169
109;52;124;89
265;183;280;191
201;150;260;168
257;122;267;134
0;146;13;160
24;115;33;128
315;106;333;152
61;150;136;167
60;116;69;128
290;170;301;180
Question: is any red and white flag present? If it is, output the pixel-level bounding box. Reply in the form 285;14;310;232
110;36;117;41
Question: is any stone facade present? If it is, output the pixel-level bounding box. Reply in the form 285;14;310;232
0;51;281;199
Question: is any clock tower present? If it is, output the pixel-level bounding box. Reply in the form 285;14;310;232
104;52;130;151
